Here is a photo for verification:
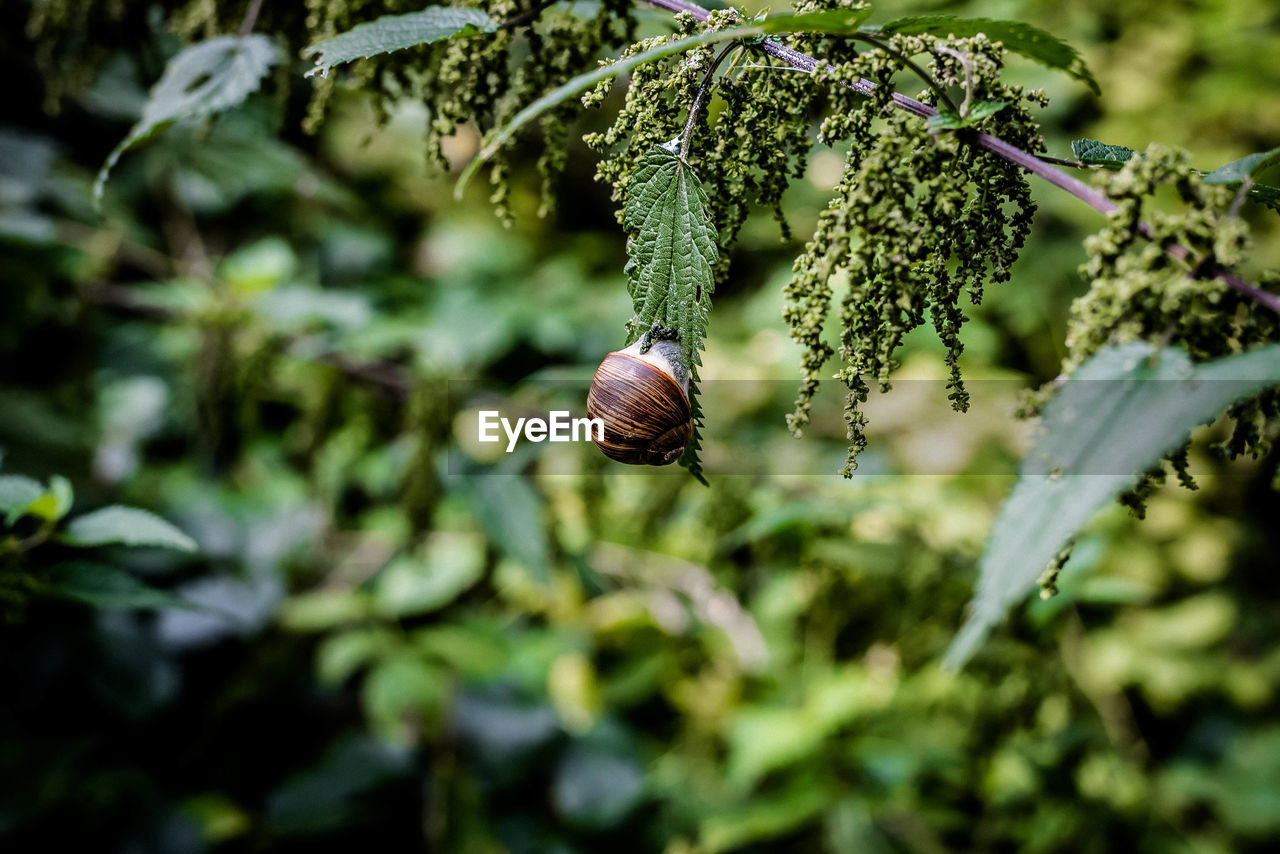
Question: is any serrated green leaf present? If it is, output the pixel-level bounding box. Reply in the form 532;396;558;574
1203;146;1280;184
622;145;719;480
94;34;280;203
946;343;1280;669
63;505;198;552
0;475;43;524
1202;146;1280;215
456;10;876;195
877;16;1100;94
44;562;196;610
304;7;495;79
1070;138;1137;168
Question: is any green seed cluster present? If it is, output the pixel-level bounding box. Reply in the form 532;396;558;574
1061;145;1280;510
783;33;1044;476
319;0;636;225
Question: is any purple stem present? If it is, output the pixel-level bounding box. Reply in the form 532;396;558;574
638;0;1280;314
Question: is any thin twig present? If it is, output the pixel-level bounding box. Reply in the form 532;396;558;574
238;0;265;37
680;42;739;160
1038;154;1091;169
1227;176;1254;219
639;0;1280;315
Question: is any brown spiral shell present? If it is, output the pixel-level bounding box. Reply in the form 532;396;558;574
586;347;693;466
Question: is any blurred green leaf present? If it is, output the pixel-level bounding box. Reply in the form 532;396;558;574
701;774;835;853
315;628;394;687
44;562;194;610
280;588;374;631
95;34;280;202
26;475;74;522
373;532;486;618
0;474;43;524
948;343;1280;668
361;654;444;742
464;477;550;583
266;735;413;834
63;505;198;552
219;236;298;295
552;740;645;830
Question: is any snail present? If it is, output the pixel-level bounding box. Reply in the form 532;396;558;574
586;332;692;466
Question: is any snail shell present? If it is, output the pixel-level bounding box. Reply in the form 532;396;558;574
586;339;693;466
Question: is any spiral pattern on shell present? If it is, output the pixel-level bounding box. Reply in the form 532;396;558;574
586;350;693;466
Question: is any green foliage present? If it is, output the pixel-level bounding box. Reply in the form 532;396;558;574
0;473;74;523
93;34;280;202
1072;139;1280;212
43;561;196;610
622;145;719;479
2;468;197;616
0;475;44;524
5;1;1280;851
458;8;877;195
304;7;497;78
1204;145;1280;214
1204;145;1280;184
874;14;1101;93
1058;144;1280;508
948;342;1280;668
782;29;1042;474
62;505;198;551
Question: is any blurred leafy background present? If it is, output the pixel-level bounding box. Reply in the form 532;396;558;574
2;0;1280;851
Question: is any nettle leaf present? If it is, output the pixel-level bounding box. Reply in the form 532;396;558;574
44;562;196;610
0;475;44;524
946;343;1280;669
94;34;280;203
304;7;496;79
927;100;1006;131
457;9;876;194
877;16;1100;94
623;145;719;481
63;505;198;552
1070;138;1136;168
1203;145;1280;214
1203;146;1280;184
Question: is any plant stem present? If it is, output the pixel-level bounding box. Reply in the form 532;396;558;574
1038;154;1090;169
680;42;739;160
852;33;958;114
239;0;264;37
637;0;1280;315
